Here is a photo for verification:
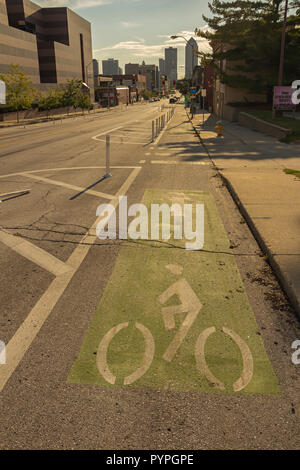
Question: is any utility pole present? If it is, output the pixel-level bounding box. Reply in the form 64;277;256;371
278;0;289;86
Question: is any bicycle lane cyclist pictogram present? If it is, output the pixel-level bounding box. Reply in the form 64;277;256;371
69;189;280;395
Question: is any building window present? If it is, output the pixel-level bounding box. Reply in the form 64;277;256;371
80;33;85;82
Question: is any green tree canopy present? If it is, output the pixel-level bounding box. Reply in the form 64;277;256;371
0;64;36;120
176;78;192;95
196;0;300;101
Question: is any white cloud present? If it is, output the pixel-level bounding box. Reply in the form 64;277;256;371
94;27;211;62
121;21;140;28
36;0;127;10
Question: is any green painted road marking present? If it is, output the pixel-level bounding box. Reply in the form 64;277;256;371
69;190;280;394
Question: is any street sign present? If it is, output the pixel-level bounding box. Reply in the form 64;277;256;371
201;89;207;97
0;80;6;105
273;86;295;111
189;87;197;95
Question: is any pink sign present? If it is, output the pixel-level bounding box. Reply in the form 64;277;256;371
273;86;294;110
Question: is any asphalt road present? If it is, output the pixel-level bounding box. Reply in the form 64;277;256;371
0;101;299;450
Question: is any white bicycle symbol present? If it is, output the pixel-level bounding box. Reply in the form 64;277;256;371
97;265;254;392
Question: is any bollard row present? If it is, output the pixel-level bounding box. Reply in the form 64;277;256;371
152;107;175;142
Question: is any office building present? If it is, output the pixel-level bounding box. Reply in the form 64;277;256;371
159;59;165;75
165;47;177;86
93;59;99;77
125;63;139;75
102;58;119;75
185;37;198;79
138;63;158;91
0;0;93;93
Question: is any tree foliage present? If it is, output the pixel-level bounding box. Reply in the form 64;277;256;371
196;0;300;99
176;78;192;95
0;64;36;120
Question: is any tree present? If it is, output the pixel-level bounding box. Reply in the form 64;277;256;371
0;65;36;122
176;78;192;95
75;91;92;114
196;0;300;103
38;87;64;117
61;79;83;110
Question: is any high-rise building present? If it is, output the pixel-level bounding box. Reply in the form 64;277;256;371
165;47;177;87
159;59;165;74
185;38;198;79
125;63;139;75
93;59;99;77
0;0;93;94
138;63;159;91
102;58;119;75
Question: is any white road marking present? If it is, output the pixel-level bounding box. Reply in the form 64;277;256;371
92;126;124;141
22;173;114;200
223;327;254;392
0;166;141;392
96;322;155;386
158;279;202;361
194;327;254;392
124;323;155;386
0;230;73;277
151;161;208;165
139;160;146;164
0;166;141;180
166;265;183;276
195;327;225;391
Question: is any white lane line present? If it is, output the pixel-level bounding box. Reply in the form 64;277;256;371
0;230;73;277
0;166;141;180
22;173;114;200
0;167;142;392
150;160;209;165
92;126;124;141
92;138;150;146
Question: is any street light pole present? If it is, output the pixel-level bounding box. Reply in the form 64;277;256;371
278;0;289;86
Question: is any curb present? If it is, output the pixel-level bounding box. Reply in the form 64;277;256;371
190;113;300;319
220;174;300;319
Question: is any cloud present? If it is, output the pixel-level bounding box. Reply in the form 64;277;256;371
94;27;211;61
121;21;140;28
95;39;164;58
36;0;134;10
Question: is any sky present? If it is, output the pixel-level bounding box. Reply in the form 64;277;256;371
37;0;212;78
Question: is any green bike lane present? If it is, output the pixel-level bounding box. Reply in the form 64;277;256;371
69;188;279;395
1;104;299;449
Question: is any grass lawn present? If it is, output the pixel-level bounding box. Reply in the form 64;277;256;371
247;110;300;143
284;169;300;179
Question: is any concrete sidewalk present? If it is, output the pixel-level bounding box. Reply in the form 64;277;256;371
192;113;300;317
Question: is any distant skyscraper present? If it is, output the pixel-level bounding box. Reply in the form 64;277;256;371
93;59;99;77
138;63;159;90
159;58;165;74
185;38;198;79
102;58;119;75
118;67;123;75
125;63;140;74
165;47;177;86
